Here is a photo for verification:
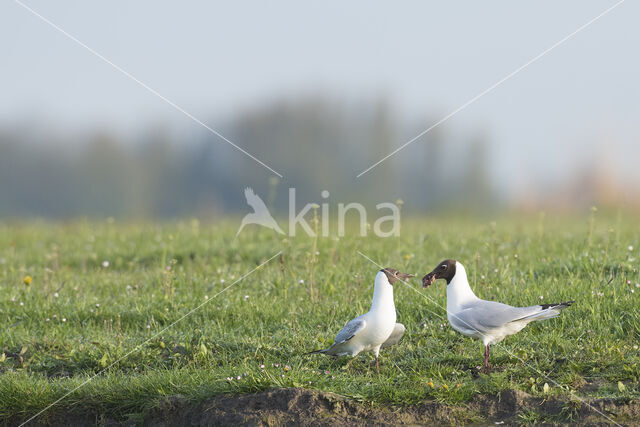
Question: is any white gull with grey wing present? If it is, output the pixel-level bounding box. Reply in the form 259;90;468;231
307;268;412;369
423;259;573;372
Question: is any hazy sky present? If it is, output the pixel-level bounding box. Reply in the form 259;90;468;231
2;1;639;192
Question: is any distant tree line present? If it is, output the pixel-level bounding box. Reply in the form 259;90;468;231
0;97;495;218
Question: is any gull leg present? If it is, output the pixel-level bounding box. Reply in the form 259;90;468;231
483;345;490;373
375;356;379;371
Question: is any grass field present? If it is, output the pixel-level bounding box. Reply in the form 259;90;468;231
1;213;639;424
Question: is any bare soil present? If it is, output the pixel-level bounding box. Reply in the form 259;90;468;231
17;388;640;426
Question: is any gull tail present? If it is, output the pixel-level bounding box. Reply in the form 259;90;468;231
304;348;328;356
521;300;575;322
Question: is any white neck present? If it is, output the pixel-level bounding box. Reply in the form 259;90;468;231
370;271;395;312
446;262;478;312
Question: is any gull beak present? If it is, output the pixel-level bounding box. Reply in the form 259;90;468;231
398;272;414;281
422;272;436;288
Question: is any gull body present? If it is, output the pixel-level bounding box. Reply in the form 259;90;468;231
423;260;573;372
307;268;412;369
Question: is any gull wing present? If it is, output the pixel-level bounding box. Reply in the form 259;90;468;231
333;317;367;345
381;323;405;348
451;300;542;334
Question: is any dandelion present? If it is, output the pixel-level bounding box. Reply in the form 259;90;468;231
427;381;434;388
284;365;291;372
23;276;32;286
102;261;109;268
442;384;449;390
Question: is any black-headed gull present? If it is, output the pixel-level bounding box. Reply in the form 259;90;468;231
422;259;573;373
307;268;413;369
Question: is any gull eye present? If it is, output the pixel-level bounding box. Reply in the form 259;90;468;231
441;265;447;270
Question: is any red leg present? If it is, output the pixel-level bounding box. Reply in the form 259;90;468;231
483;345;490;373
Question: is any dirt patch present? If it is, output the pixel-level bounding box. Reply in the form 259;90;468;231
15;388;640;426
142;388;640;426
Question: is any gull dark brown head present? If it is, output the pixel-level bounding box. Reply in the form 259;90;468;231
422;259;457;288
381;268;414;285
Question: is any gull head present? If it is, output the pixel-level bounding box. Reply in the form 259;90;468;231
381;268;414;285
422;259;457;287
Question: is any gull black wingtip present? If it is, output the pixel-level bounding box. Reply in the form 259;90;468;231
540;300;575;309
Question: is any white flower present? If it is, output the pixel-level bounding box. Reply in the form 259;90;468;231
244;295;249;301
146;324;151;329
62;318;67;322
298;279;304;284
46;318;50;322
236;375;241;380
220;279;225;283
54;292;59;298
102;261;109;268
628;245;634;251
95;303;100;308
539;295;543;300
204;295;209;300
19;302;24;306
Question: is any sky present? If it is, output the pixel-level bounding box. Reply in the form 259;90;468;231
1;0;639;195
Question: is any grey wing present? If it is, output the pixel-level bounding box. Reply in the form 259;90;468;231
381;323;405;348
333;317;366;345
452;300;542;333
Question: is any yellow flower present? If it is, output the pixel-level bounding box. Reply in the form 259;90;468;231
442;383;449;390
23;276;32;286
427;381;434;388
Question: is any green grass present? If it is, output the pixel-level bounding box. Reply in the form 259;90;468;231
1;213;639;423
